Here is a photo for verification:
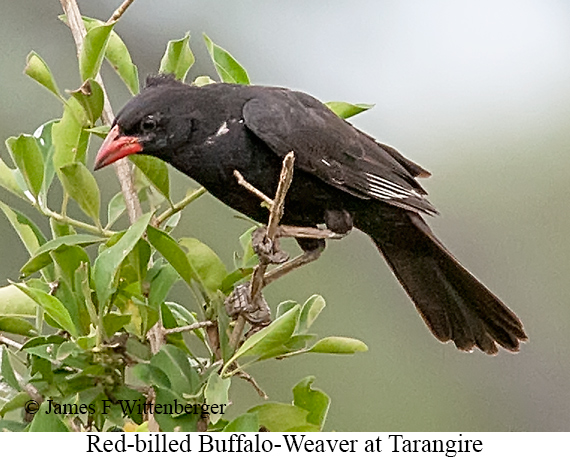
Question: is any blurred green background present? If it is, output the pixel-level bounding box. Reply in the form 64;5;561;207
1;0;569;431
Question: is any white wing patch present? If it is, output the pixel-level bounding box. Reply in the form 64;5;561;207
366;172;423;200
215;121;230;136
205;121;232;145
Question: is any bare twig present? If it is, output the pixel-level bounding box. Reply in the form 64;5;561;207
233;171;274;207
236;371;268;399
250;152;295;299
163;320;214;335
146;322;165;355
59;0;142;224
277;225;344;240
0;334;23;350
228;316;247;350
154;187;207;227
107;0;137;23
229;152;295;347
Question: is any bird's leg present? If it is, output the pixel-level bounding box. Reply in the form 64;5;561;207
262;209;353;285
251;226;289;264
225;283;271;326
263;240;326;286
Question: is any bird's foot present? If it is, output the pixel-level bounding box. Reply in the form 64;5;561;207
225;283;271;326
252;227;289;264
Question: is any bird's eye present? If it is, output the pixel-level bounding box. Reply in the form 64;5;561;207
140;115;157;132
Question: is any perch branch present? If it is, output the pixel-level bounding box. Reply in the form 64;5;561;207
228;152;295;348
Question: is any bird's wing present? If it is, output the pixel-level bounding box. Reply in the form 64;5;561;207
243;88;437;215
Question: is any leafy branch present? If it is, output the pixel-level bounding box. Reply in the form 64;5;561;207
0;0;372;432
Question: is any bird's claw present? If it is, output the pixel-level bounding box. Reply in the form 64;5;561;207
252;227;289;264
225;283;271;326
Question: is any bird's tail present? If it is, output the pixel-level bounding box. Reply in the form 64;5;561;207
354;207;527;354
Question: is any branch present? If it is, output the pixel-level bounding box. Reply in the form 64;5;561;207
59;0;142;224
229;152;295;347
154;187;207;227
250;152;295;300
108;0;137;23
163;320;214;335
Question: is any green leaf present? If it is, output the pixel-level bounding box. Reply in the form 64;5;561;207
106;191;126;227
103;313;131;336
146;226;192;286
248;403;317;432
150;345;200;396
153;386;200;432
203;34;250;84
0;201;47;256
204;372;230;424
29;401;70;431
0;285;37;317
24;51;61;99
14;284;77;337
0;347;20;391
179;238;228;294
0;317;37;337
292;376;330;428
0;156;27;200
325;101;374;119
131;364;170;389
79;23;114;81
147;262;180;310
226;305;300;367
0;392;31;418
34;121;57;199
52;97;90;169
84;18;139;94
68;79;104;126
59;162;101;224
85;125;111;139
20;234;103;277
5;134;44;199
62;16;139;94
129;155;170;201
76;262;98;327
223;412;259;432
238;226;258;269
298;294;326;333
159;33;195;81
92;213;152;306
308;336;368;354
147;228;227;295
276;300;298;319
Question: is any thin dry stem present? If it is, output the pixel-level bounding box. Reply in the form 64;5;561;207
163;320;214;335
229;153;295;348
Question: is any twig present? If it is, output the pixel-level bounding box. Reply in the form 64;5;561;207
250;152;295;299
0;335;23;350
163;320;214;335
40;205;115;236
154;187;207;227
236;371;268;399
233;171;273;207
229;152;295;347
107;0;136;23
59;0;142;224
228;316;247;350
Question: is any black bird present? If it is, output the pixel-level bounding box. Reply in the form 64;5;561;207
95;75;527;354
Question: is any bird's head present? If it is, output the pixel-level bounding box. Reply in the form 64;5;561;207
94;75;195;170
